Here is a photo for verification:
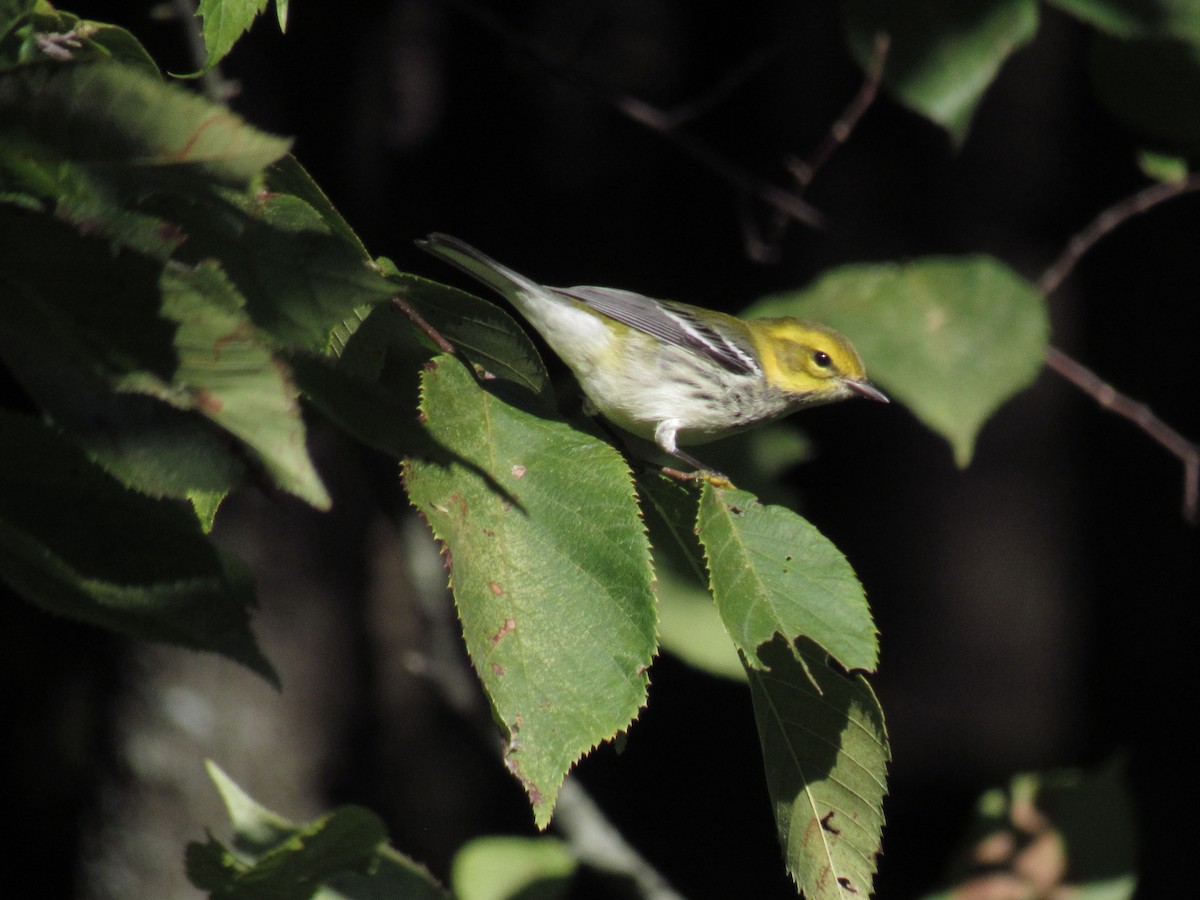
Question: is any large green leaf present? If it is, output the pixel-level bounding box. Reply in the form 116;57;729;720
1050;0;1200;42
0;62;290;186
0;411;275;683
748;639;889;900
748;256;1049;466
845;0;1039;143
188;761;448;900
698;485;878;678
404;355;656;827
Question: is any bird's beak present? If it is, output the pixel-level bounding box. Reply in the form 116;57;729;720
845;378;890;403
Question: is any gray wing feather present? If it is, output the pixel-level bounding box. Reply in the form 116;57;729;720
557;287;760;376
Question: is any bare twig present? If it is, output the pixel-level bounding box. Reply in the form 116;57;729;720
442;0;824;229
555;778;687;900
1037;177;1200;523
1036;173;1200;297
789;32;890;191
1044;347;1198;523
392;296;456;354
745;32;889;262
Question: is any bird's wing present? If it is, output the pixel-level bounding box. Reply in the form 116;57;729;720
556;287;760;377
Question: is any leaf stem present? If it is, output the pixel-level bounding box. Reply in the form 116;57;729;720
392;296;456;354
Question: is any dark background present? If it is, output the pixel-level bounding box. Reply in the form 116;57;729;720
4;1;1198;898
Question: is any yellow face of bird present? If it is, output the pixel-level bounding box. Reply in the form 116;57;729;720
748;317;869;397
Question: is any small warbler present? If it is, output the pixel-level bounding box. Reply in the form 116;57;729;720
418;233;887;472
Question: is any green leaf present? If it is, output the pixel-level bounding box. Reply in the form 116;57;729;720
155;191;398;350
195;0;270;72
845;0;1039;143
265;154;370;260
149;261;330;509
1049;0;1200;43
1090;34;1200;156
698;485;877;677
404;355;656;827
390;269;553;405
189;761;390;899
0;210;247;501
0;62;291;187
747;638;889;900
451;836;576;900
0;411;276;683
747;256;1049;466
1138;148;1190;181
923;757;1137;899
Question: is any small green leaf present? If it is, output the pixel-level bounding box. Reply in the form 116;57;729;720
189;762;389;899
748;638;890;900
698;485;877;677
845;0;1039;143
1138;149;1190;182
266;155;369;260
0;411;276;683
748;256;1049;466
404;355;656;827
451;836;576;900
195;0;270;72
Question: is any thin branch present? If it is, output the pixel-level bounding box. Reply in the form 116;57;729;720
790;32;890;191
392;296;456;354
1036;173;1200;297
555;778;687;900
1044;347;1198;523
442;0;824;229
1036;176;1200;523
744;32;889;263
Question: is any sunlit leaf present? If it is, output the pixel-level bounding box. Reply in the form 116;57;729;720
404;355;656;827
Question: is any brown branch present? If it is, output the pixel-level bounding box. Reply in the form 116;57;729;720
442;0;824;229
1037;175;1200;523
1036;173;1200;297
744;32;889;262
1044;347;1198;523
790;32;890;191
392;297;456;354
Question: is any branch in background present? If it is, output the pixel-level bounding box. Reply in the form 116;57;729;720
1039;177;1200;523
789;32;890;192
1036;173;1200;296
1044;347;1198;523
743;32;890;262
443;0;824;230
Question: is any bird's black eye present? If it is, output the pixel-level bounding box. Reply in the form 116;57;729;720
813;351;832;368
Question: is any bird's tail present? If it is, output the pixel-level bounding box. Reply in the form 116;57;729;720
416;233;543;302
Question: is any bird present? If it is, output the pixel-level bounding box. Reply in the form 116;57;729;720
417;233;887;474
